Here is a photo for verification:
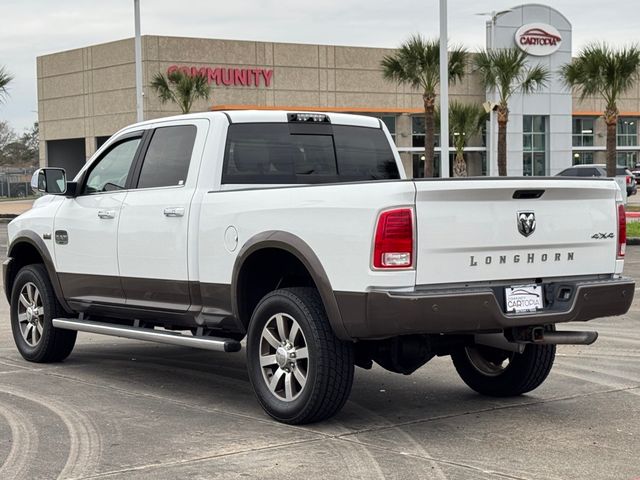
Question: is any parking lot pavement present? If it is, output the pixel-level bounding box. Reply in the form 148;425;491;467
0;224;638;480
0;199;34;216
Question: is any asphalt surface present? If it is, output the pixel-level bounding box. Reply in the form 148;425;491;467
0;199;34;216
0;224;638;480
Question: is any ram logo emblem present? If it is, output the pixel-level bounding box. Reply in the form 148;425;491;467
517;212;536;237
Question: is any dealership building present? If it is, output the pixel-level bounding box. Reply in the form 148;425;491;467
36;4;640;178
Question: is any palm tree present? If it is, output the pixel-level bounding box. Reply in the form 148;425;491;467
382;35;467;178
474;48;549;176
150;69;211;114
562;43;640;177
0;66;14;104
437;102;488;177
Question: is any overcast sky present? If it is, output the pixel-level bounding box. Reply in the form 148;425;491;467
1;0;639;132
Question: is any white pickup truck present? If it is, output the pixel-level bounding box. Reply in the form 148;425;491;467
4;111;634;424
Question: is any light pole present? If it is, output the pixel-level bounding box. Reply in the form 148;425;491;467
134;0;143;123
439;0;449;178
476;10;512;176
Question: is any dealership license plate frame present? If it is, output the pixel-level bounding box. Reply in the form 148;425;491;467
505;284;543;314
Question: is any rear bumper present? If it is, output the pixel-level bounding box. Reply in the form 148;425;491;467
335;277;635;339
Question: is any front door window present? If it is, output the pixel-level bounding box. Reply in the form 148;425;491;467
83;138;141;194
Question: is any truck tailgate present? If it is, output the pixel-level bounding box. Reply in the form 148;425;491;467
413;178;620;285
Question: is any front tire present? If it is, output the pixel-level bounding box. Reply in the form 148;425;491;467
246;287;354;424
10;264;77;363
451;343;555;397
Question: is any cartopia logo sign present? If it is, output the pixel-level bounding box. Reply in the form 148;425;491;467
515;23;563;56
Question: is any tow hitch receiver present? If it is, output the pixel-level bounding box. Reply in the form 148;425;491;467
511;326;598;345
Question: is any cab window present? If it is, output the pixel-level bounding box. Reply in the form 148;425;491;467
222;123;399;184
136;126;197;189
83;137;141;194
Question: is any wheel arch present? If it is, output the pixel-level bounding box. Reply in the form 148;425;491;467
231;231;349;340
5;231;72;313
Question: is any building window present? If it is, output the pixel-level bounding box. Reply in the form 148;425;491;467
96;136;110;149
617;152;638;169
523;115;547;176
413;153;444;178
617;118;639;168
412;116;439;148
617;118;638;147
377;115;396;143
572;152;594;165
572;117;595;147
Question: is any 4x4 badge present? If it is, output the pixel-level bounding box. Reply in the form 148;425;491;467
517;212;536;237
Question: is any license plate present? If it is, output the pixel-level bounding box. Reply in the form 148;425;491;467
505;284;543;313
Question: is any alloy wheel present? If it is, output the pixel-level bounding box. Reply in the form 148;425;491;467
17;282;44;347
259;313;309;401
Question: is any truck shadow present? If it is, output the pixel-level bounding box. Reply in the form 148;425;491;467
35;341;591;434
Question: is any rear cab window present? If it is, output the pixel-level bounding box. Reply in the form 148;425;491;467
222;123;399;184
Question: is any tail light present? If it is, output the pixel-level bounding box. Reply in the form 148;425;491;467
627;175;632;185
373;208;414;269
617;202;626;258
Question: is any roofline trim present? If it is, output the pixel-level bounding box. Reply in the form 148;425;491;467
210;104;424;114
573;111;640;117
212;105;640;117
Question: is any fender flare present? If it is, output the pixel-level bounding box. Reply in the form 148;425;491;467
231;231;349;340
6;230;73;313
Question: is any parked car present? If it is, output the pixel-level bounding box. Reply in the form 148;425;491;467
556;164;637;196
4;111;635;424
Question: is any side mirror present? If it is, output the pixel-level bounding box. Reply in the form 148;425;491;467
31;168;67;195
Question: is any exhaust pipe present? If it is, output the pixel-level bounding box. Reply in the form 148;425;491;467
513;326;598;346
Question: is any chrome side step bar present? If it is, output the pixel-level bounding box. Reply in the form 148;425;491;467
52;318;242;353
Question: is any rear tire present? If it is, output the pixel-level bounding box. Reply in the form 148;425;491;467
451;343;555;397
10;264;77;363
246;287;354;424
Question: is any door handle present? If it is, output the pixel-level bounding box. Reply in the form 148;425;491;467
163;207;185;217
98;210;116;219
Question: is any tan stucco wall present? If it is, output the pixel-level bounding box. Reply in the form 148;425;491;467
37;36;488;165
37;35;640;169
37;38;139;165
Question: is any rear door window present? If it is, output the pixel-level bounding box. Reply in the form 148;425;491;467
136;125;197;189
222;123;399;184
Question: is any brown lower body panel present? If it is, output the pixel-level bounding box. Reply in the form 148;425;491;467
57;272;236;329
335;278;635;339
